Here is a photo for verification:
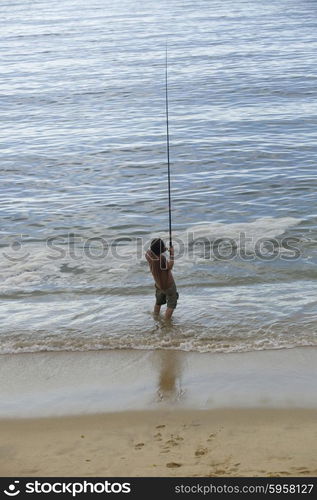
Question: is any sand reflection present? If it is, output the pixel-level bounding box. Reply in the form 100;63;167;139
157;349;183;402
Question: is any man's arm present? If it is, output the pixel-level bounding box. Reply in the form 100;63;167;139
166;246;174;270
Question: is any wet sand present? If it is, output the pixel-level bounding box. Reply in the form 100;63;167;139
1;347;316;417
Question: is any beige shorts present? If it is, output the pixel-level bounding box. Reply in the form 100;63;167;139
155;283;179;309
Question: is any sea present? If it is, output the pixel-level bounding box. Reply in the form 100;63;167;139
1;0;316;355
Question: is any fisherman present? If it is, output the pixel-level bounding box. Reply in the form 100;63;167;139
145;238;178;320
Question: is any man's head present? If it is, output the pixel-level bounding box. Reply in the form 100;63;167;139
150;238;166;256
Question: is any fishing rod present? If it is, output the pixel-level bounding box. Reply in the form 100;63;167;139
165;45;172;248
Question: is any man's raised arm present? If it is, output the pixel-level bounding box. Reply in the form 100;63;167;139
166;246;174;270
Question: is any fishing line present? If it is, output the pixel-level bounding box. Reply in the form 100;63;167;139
165;44;172;247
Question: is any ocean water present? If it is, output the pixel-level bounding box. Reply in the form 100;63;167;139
0;0;316;354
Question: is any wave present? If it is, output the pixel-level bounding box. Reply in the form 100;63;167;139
153;216;303;251
1;325;316;356
0;216;303;295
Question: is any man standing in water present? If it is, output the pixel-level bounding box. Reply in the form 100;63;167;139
145;238;178;320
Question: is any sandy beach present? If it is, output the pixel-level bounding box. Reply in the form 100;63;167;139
1;409;317;477
0;347;316;477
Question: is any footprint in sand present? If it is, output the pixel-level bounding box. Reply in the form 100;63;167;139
165;439;179;447
175;435;184;442
214;469;227;475
166;462;182;468
195;447;208;457
162;434;182;449
207;433;216;442
134;443;145;450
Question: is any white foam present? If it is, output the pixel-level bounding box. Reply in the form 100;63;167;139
150;217;301;248
186;217;301;241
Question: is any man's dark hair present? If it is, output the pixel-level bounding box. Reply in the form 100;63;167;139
150;238;166;256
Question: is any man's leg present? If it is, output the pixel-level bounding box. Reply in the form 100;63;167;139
165;285;178;320
154;304;161;315
154;287;166;316
165;307;174;320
